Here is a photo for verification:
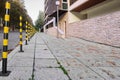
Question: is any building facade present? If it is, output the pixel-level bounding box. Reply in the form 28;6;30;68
44;0;120;47
44;0;68;37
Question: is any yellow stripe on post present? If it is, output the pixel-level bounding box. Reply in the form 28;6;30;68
4;27;9;33
3;39;8;46
19;16;22;21
20;29;22;32
5;2;10;9
26;38;28;40
19;41;22;45
19;22;22;26
19;35;22;38
5;15;10;21
2;52;8;58
26;21;28;24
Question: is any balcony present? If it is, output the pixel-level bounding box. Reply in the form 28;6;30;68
45;0;68;18
70;0;106;12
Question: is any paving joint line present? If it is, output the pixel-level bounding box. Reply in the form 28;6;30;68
51;39;106;80
29;34;37;80
7;66;33;67
55;37;107;80
41;35;72;80
42;34;107;80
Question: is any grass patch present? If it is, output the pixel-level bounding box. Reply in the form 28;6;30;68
59;65;68;75
57;61;68;75
57;61;60;64
57;61;72;80
29;74;34;80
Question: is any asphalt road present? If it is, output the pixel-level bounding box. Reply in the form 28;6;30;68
0;31;25;58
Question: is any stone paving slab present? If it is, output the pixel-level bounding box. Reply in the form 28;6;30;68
36;49;51;53
77;57;120;67
34;68;69;80
105;57;120;66
40;33;120;80
0;33;120;80
55;53;73;59
66;48;120;67
58;58;84;68
8;57;33;67
0;67;32;80
35;50;54;59
44;46;73;58
36;41;45;44
63;47;106;59
23;45;35;50
65;68;104;80
23;49;35;53
35;53;54;59
13;52;34;58
36;45;49;50
90;67;120;80
35;59;59;68
36;40;45;45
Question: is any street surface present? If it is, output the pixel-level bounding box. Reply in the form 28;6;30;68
41;33;120;80
0;33;120;80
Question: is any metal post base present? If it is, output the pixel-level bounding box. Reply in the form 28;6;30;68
25;43;28;45
19;45;24;52
0;71;11;76
25;41;28;45
19;50;24;52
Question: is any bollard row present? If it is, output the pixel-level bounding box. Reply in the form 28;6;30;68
0;1;36;76
27;24;36;41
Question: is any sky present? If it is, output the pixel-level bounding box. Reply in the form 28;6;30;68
24;0;44;24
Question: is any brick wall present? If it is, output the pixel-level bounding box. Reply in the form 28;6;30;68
67;11;120;47
46;27;57;37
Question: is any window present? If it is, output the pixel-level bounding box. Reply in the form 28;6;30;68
62;0;68;10
63;0;67;2
62;3;68;9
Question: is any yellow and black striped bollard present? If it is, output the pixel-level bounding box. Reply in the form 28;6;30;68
28;25;30;41
25;21;28;45
30;27;32;38
19;16;24;52
0;1;11;76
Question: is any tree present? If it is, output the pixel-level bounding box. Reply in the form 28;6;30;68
12;0;25;8
11;1;27;29
0;0;33;31
0;0;6;18
35;11;44;31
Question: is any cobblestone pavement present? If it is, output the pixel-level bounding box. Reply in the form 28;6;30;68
0;32;25;58
40;33;120;80
0;33;120;80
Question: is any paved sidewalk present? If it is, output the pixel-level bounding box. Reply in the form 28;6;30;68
0;33;120;80
0;33;69;80
40;33;120;80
